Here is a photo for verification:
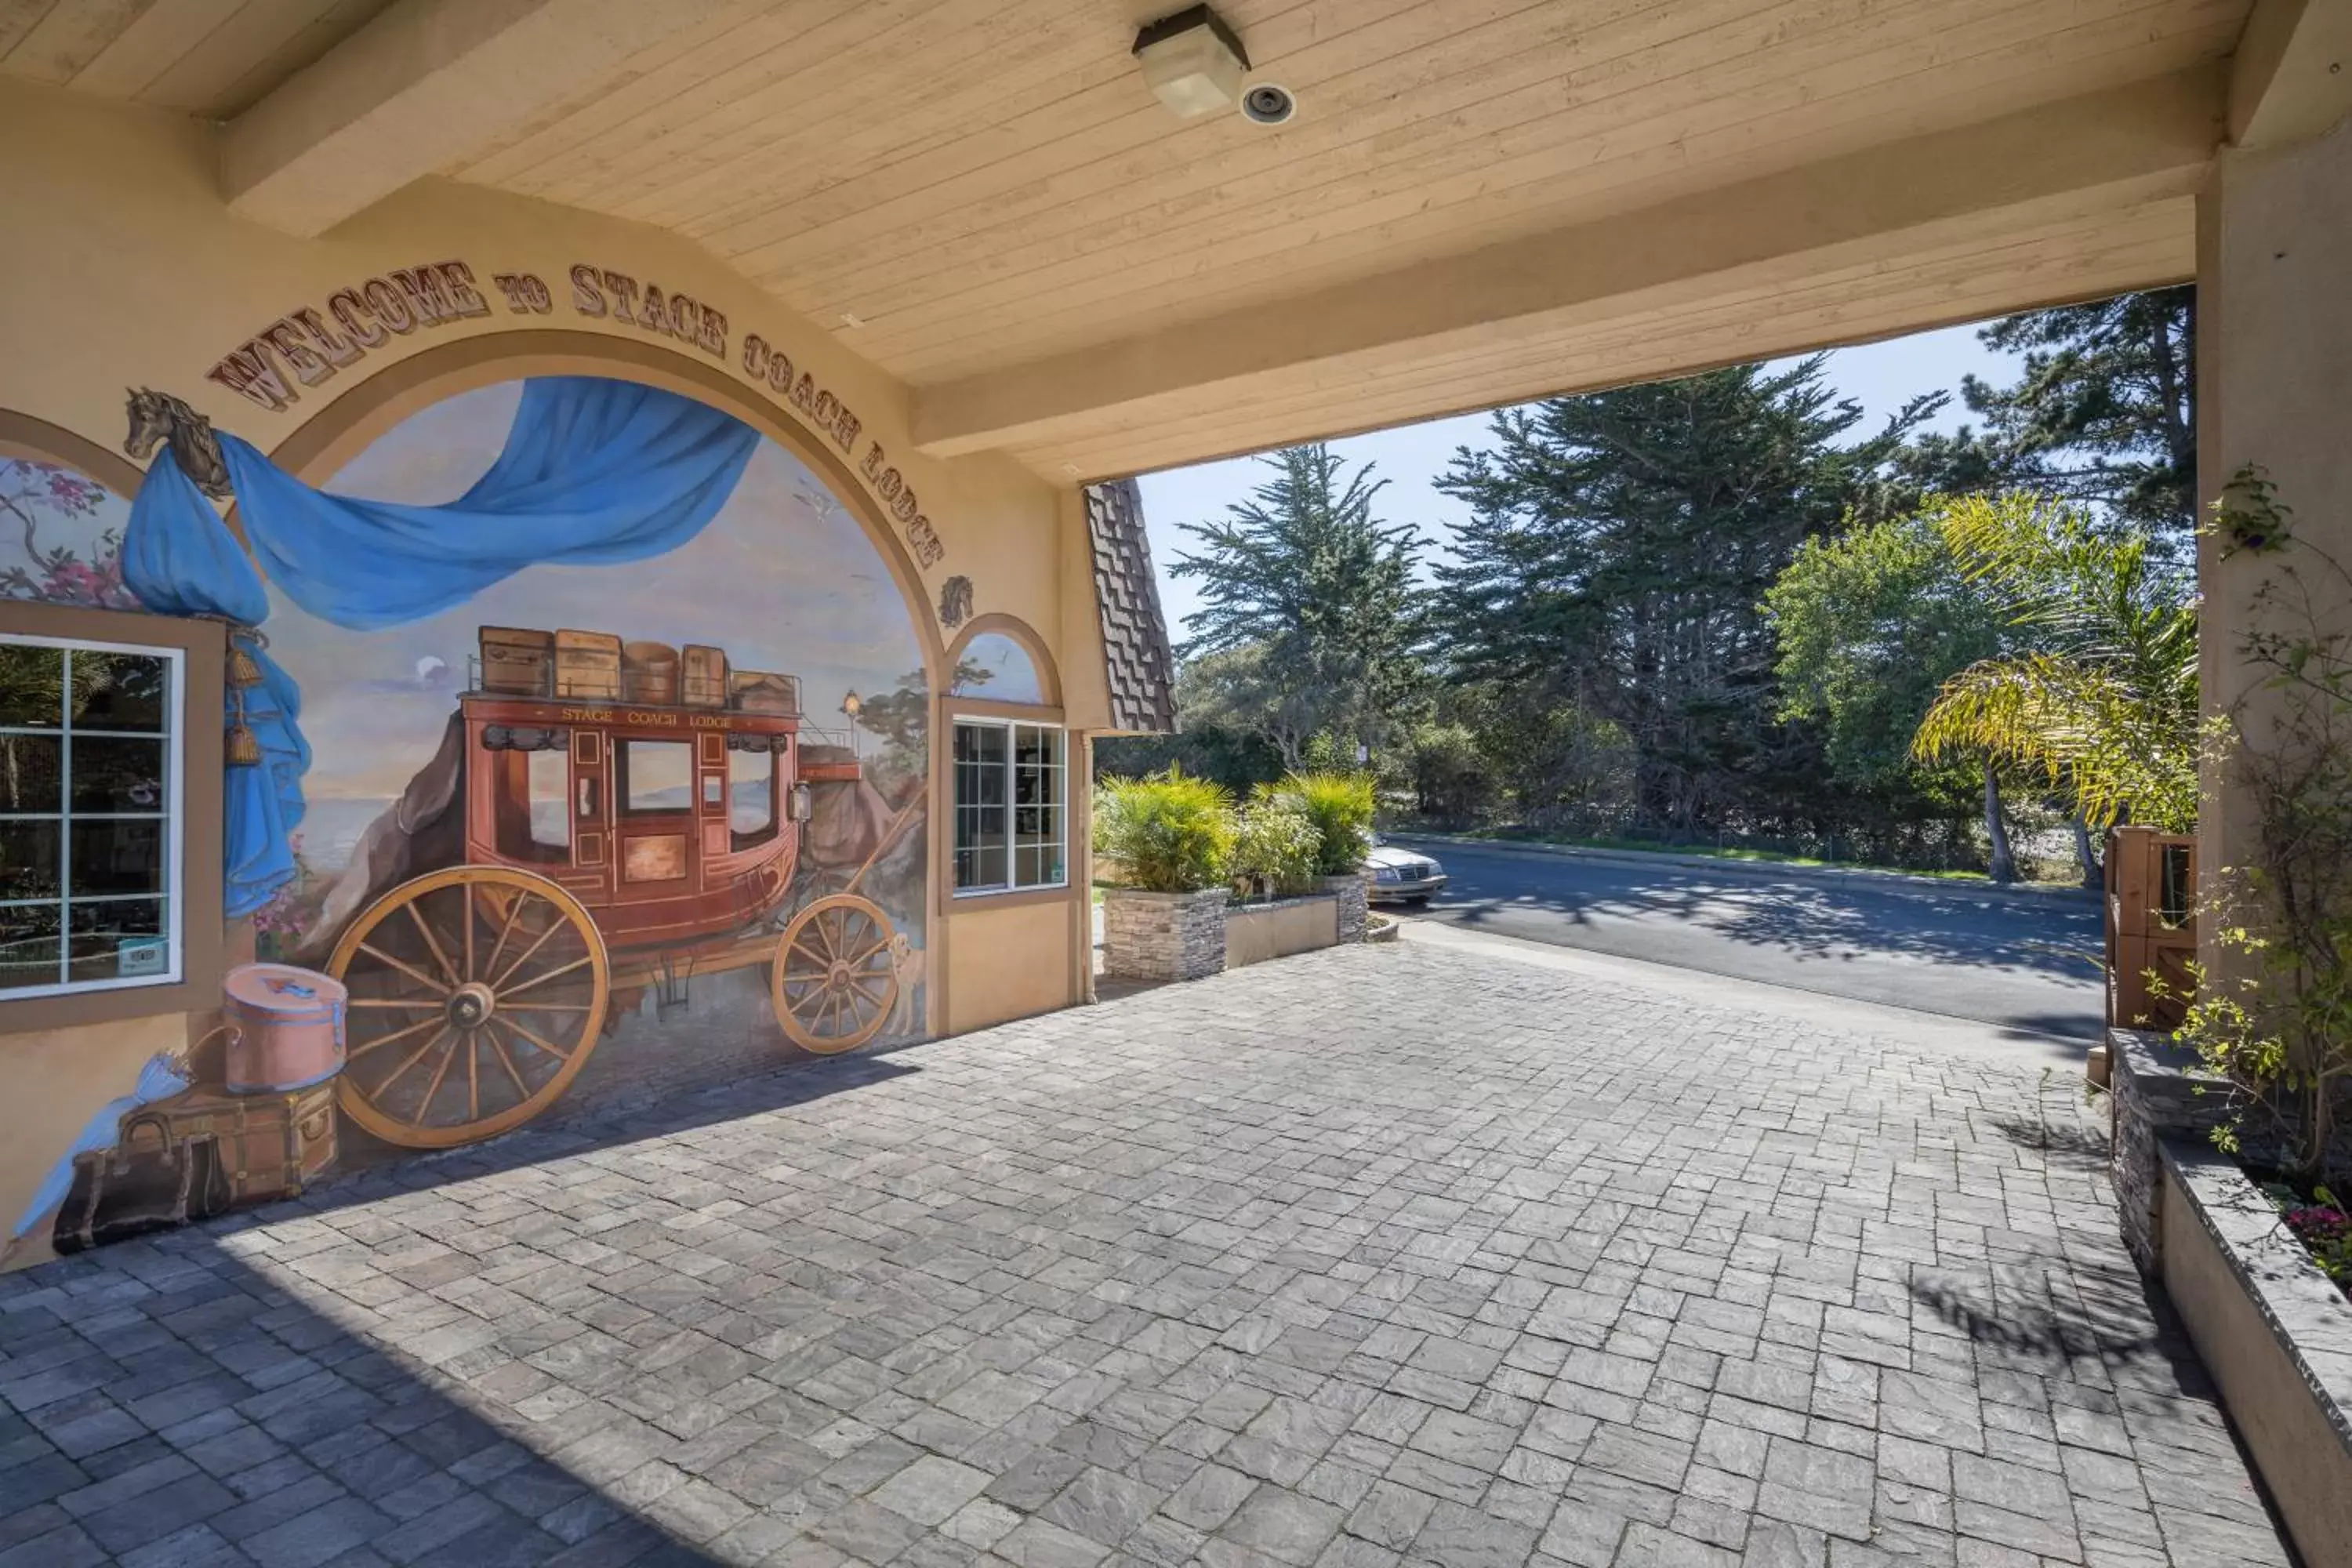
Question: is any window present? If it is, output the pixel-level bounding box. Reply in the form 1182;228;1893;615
953;722;1006;888
0;635;181;997
953;719;1064;893
729;746;778;850
949;633;1046;705
616;739;691;814
526;750;569;853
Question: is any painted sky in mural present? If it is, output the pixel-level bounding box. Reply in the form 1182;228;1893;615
272;383;921;830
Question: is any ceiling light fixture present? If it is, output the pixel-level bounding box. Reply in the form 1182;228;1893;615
1133;5;1249;119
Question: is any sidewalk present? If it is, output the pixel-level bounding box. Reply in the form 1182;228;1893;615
1388;830;2101;902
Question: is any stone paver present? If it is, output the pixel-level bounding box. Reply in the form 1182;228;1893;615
0;941;2293;1566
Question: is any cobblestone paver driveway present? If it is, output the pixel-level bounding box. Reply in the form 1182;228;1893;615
0;941;2292;1568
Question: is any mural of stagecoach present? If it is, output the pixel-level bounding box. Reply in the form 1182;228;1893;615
23;377;938;1172
307;625;923;1149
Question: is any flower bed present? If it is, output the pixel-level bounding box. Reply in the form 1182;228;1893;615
2264;1184;2352;1302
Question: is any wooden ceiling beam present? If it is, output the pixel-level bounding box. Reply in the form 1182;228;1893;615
220;0;742;238
907;65;2227;465
2227;0;2352;148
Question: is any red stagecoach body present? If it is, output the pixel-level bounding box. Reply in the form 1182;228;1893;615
459;693;804;956
319;630;917;1152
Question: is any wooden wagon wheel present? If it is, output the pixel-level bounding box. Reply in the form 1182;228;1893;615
328;866;608;1149
771;893;897;1055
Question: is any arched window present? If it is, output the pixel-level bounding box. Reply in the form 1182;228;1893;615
950;632;1046;706
946;619;1065;897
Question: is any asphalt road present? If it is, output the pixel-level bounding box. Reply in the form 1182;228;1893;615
1386;840;2107;1040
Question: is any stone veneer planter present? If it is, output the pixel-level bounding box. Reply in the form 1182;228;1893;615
1321;871;1370;945
2110;1027;2352;1567
1103;873;1375;983
1101;886;1229;982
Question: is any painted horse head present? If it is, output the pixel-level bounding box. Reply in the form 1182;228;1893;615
124;388;234;500
938;574;974;631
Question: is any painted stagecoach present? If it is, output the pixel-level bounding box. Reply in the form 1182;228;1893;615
320;625;921;1150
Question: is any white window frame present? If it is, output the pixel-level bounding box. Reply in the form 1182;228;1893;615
0;631;186;999
950;716;1068;896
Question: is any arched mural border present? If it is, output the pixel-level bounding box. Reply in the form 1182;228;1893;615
256;330;947;686
946;613;1063;710
0;408;147;499
256;329;949;1041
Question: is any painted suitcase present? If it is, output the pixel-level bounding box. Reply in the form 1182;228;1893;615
128;1082;339;1210
62;1081;339;1248
554;629;623;700
478;626;554;695
683;644;729;708
730;669;798;715
622;641;681;704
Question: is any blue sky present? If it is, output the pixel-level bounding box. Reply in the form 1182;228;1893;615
1134;320;2022;641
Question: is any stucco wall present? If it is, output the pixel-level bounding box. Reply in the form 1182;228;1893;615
0;78;1102;1258
944;898;1080;1036
2196;119;2352;977
0;1013;191;1269
0;83;1074;664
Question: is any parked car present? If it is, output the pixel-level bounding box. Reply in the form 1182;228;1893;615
1364;837;1446;905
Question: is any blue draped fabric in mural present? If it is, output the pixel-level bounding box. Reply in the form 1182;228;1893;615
222;377;762;630
122;450;311;920
123;377;764;916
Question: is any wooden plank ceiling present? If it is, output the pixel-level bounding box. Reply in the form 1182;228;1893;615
0;0;393;118
8;0;2251;477
447;0;2245;385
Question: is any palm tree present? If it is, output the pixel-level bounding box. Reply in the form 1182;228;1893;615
1911;492;2199;833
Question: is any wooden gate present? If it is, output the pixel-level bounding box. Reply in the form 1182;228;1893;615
2105;825;2197;1031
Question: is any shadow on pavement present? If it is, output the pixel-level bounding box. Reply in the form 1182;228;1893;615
325;1047;921;1215
0;1234;727;1565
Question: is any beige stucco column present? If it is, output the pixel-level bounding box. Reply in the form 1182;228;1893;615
2194;118;2352;969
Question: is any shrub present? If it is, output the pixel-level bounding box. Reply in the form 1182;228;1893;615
1094;769;1235;893
1263;770;1376;877
1230;799;1319;900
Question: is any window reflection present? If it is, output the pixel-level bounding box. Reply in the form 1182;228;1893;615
0;637;177;995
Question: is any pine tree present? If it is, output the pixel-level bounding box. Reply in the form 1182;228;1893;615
1168;445;1426;765
1432;358;1931;833
1906;286;2195;541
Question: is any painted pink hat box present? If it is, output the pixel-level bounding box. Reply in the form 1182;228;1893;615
222;964;349;1094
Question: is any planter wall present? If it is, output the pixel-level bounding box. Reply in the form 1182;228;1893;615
2159;1140;2352;1568
1321;872;1370;945
1101;887;1229;982
2110;1025;2352;1568
2107;1028;2238;1272
1226;894;1339;969
1102;874;1374;985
